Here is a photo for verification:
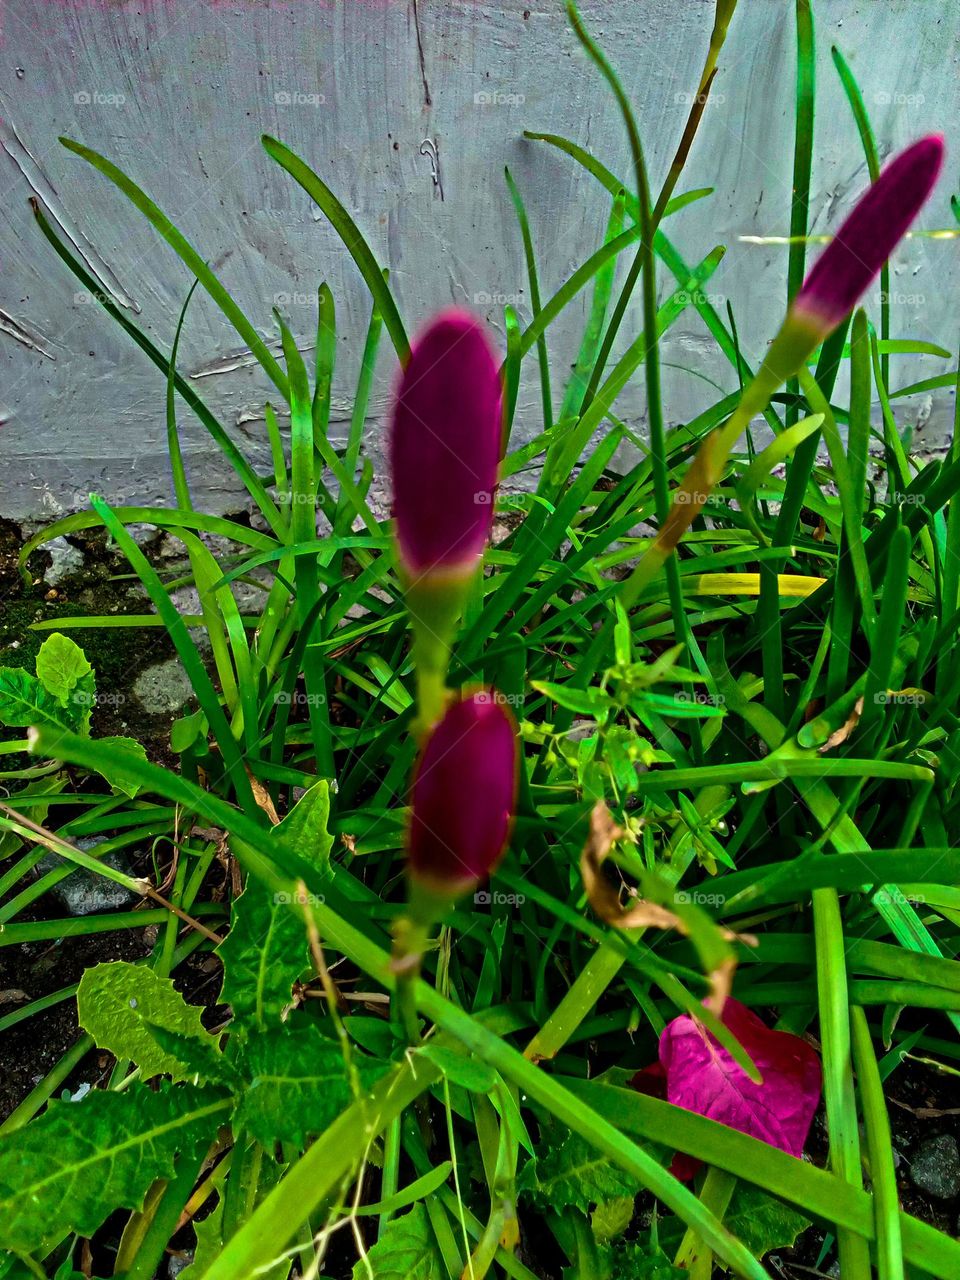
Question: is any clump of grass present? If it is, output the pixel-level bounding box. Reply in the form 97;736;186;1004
2;2;960;1278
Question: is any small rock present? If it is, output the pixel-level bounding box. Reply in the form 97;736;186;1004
168;1253;194;1278
44;536;84;585
37;838;138;916
910;1134;960;1200
133;658;195;715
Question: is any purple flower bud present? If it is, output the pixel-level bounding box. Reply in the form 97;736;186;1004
794;135;944;333
407;690;518;898
390;309;503;580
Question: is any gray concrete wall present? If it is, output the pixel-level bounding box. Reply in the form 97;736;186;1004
0;0;957;522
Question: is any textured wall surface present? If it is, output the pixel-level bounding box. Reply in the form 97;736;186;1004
0;0;957;520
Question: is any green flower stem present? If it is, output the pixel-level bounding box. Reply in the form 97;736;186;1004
674;1167;738;1277
851;1005;905;1280
813;887;871;1277
405;571;473;734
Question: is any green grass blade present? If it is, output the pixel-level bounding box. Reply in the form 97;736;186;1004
59;136;288;397
262;134;409;363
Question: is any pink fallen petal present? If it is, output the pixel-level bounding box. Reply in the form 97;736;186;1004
657;999;821;1171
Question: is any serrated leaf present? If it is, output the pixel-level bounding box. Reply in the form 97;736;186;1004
723;1185;809;1258
36;634;94;730
611;1244;685;1280
78;961;217;1082
144;1021;232;1085
232;1022;388;1147
0;666;70;730
91;735;149;798
592;1195;635;1243
0;1082;229;1254
275;779;334;869
352;1204;442;1280
519;1129;644;1213
216;881;310;1031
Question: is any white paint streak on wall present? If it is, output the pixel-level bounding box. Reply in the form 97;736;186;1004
0;0;957;519
0;112;139;312
0;305;54;358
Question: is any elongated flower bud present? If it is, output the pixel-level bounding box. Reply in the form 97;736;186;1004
794;134;944;335
407;690;518;909
390;309;503;582
621;136;945;610
762;135;946;385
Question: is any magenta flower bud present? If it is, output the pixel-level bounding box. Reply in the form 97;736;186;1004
794;134;944;333
407;690;518;904
390;309;503;581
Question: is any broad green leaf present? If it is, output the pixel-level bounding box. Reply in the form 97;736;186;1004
35;633;94;714
216;882;310;1031
274;779;334;869
351;1204;442;1280
0;666;69;730
612;1244;685;1279
518;1128;646;1214
34;632;96;733
592;1195;635;1243
77;961;217;1082
724;1185;810;1258
0;1082;229;1254
231;1022;388;1148
92;735;149;798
